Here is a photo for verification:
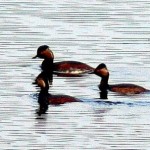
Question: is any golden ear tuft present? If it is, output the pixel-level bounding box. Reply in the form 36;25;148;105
49;50;54;58
100;68;109;77
40;48;54;59
36;78;46;88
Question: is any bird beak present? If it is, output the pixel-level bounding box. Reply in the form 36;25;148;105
32;55;37;59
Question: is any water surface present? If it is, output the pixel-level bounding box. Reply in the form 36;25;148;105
0;1;150;149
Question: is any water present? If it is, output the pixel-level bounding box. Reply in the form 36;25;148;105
0;0;150;149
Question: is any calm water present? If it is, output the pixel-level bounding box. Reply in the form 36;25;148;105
0;1;150;149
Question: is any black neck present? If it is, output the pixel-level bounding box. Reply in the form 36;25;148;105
41;59;54;73
38;85;50;115
38;75;50;104
99;76;109;91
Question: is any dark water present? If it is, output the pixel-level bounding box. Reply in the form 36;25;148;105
0;1;150;149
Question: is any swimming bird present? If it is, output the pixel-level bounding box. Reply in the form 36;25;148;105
94;63;148;95
33;45;94;77
36;74;81;115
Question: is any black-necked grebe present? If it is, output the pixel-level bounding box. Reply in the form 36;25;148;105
36;75;81;115
33;45;94;77
94;63;148;95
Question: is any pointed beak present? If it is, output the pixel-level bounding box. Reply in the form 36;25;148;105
32;55;37;59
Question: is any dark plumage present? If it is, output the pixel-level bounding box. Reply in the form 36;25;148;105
36;73;81;115
94;63;148;95
33;45;94;77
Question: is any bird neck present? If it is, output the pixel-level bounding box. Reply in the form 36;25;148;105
99;75;109;91
40;88;48;96
41;59;54;73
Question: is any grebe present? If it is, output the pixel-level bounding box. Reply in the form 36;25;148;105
94;63;148;95
33;45;94;77
36;74;81;115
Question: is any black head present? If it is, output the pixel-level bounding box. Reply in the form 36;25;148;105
33;45;53;59
95;63;107;70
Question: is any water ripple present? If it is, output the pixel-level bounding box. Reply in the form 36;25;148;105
1;0;150;149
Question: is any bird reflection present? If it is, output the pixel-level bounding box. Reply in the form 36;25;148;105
34;72;81;116
99;90;108;99
98;90;123;105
